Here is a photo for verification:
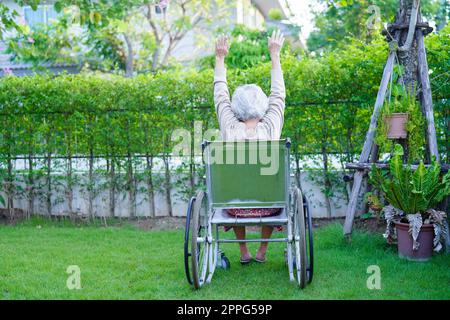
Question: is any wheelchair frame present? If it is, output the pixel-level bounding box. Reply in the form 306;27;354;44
184;139;314;289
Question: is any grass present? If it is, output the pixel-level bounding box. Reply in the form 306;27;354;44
0;218;449;300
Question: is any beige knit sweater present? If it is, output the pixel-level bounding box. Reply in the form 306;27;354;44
213;64;286;141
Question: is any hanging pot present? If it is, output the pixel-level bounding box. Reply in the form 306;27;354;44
394;220;434;261
385;113;409;139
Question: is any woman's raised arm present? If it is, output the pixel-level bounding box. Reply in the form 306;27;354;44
262;30;286;139
214;35;238;134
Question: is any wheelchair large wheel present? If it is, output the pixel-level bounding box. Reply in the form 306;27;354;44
293;188;307;289
190;191;210;289
303;196;314;284
184;196;196;285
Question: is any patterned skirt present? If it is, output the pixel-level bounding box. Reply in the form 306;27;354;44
224;208;283;232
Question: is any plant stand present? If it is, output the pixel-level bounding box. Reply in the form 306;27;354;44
343;0;444;241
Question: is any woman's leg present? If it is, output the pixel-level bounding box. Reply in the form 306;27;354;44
256;226;274;261
233;226;251;259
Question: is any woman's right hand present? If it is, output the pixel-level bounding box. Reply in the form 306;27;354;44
215;35;229;60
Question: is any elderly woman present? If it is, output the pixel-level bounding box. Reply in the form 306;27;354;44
214;30;286;264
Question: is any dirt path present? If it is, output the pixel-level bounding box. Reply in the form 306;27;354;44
132;216;385;234
1;209;385;234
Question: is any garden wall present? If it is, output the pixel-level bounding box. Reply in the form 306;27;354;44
5;169;366;219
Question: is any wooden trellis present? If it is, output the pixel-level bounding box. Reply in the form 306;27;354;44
343;0;443;237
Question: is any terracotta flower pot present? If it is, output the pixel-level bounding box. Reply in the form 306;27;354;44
385;113;409;139
394;220;434;261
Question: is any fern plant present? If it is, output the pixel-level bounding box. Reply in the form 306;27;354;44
369;144;450;251
370;145;450;214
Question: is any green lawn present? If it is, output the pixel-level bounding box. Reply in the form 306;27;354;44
0;218;449;300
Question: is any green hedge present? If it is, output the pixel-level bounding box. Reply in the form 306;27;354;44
0;31;448;216
0;39;447;160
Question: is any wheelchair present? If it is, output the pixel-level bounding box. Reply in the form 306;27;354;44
184;139;314;289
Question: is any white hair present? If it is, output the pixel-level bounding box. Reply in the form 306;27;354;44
231;84;268;121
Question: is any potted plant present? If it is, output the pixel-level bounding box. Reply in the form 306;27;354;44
383;86;414;139
375;71;426;162
370;144;450;261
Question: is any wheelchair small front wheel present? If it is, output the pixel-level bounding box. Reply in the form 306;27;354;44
191;191;210;289
219;253;231;270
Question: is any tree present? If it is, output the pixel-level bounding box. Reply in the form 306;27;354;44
0;1;42;40
5;0;234;75
81;4;154;77
6;16;80;71
0;3;20;40
142;0;234;71
436;0;449;30
307;0;441;52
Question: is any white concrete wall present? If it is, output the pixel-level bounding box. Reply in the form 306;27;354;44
3;169;366;219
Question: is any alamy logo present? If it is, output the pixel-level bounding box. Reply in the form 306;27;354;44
366;5;381;30
366;265;381;290
66;265;81;290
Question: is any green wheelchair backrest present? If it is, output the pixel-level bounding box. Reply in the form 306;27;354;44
203;139;290;209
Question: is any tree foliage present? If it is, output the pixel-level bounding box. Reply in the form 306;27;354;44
3;0;234;75
6;15;80;70
307;0;442;52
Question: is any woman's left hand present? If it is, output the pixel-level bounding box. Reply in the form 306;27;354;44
215;34;229;59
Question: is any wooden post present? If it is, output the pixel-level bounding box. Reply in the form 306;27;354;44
445;220;450;253
416;29;440;162
343;52;396;236
362;144;380;214
345;162;450;171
